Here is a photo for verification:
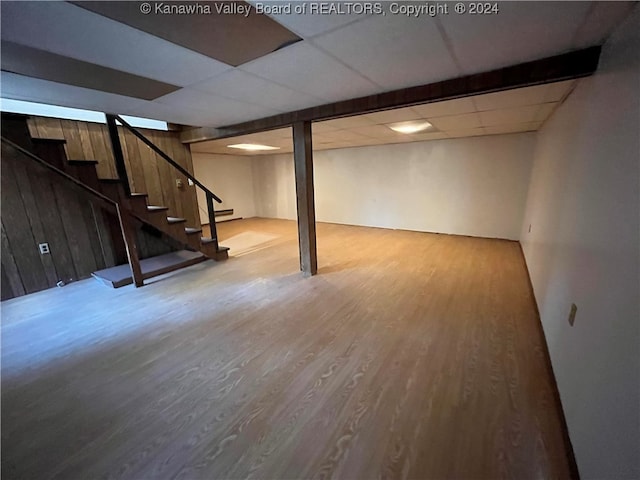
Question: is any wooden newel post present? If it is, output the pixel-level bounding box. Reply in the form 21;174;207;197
206;192;219;251
292;121;317;276
116;205;143;288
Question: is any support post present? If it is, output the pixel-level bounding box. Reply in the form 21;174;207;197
116;204;143;287
292;121;317;276
105;114;131;196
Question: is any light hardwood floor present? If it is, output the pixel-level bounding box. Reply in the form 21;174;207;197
1;218;572;479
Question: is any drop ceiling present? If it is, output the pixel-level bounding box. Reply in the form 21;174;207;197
0;1;635;129
190;79;576;155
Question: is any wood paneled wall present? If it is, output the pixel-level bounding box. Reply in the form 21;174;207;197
1;141;117;300
1;126;181;301
26;116;201;227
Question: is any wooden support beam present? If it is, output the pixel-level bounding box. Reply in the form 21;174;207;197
293;121;317;277
116;204;143;287
181;46;601;143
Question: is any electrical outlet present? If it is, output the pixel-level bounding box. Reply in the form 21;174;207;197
38;243;50;255
568;303;577;326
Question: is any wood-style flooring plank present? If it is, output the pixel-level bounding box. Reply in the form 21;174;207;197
0;219;572;480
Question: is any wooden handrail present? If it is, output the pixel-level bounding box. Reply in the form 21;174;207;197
112;115;222;204
1;136;117;210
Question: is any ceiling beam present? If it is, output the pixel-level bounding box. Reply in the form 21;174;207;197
181;46;601;144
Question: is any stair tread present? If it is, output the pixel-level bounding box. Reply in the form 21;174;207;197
200;237;216;244
31;137;66;144
147;205;169;212
130;192;148;197
67;159;99;165
167;216;186;224
91;250;206;288
185;227;202;234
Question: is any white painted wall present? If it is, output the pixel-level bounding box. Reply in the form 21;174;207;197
253;134;535;240
192;153;256;224
519;8;639;479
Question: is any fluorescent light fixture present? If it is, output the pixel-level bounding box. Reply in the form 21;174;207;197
227;143;280;151
0;98;168;130
387;120;433;134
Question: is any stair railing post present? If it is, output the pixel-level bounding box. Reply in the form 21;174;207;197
105;114;131;197
206;192;219;250
116;204;144;287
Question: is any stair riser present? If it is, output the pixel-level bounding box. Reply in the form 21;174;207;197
186;234;201;250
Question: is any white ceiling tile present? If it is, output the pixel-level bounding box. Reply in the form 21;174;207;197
474;85;549;111
312;121;341;133
240;42;379;102
0;2;231;87
412;97;477;118
189;69;325;112
155;88;280;126
246;1;368;38
484;122;542;135
479;105;542;127
365;107;422;124
324;130;372;142
403;132;450;142
572;1;637;49
320;115;376;129
128;100;217;126
311;133;337;144
447;128;487;139
0;72;145;117
312;14;460;89
543;80;576;103
348;125;402;139
535;103;559;122
430;113;482;131
441;2;593;75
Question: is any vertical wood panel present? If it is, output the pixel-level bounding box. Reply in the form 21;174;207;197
87;123;117;178
78;195;108;271
149;131;178;216
0;221;26;298
77;122;96;160
35;117;65;139
0;148;49;293
10;154;59;287
169;138;199;227
121;130;147;194
183;145;201;228
136;139;166;207
51;177;98;281
1;262;16;301
158;132;184;219
26;117;39;138
26;167;80;285
59;120;84;160
91;205;116;269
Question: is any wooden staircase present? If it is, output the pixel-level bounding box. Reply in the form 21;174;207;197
2;113;228;289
